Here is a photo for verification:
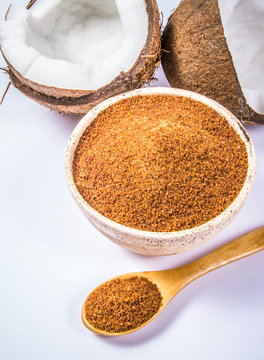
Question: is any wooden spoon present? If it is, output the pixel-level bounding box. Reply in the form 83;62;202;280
82;226;264;336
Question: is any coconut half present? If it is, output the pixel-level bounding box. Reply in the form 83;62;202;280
161;0;264;124
0;0;160;114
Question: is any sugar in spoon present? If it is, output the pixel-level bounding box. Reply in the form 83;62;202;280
82;226;264;336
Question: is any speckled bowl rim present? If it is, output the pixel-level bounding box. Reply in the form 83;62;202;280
64;87;256;242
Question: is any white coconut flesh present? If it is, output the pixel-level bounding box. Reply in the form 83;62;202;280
0;0;148;90
218;0;264;114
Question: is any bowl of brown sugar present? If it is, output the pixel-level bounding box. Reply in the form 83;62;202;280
65;87;256;255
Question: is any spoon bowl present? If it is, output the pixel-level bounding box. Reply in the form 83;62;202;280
82;226;264;336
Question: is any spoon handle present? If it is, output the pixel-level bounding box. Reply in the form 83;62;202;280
179;226;264;284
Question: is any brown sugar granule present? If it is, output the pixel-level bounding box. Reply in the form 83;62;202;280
73;95;248;232
84;276;162;333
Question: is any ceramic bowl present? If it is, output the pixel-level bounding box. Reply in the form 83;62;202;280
64;87;256;256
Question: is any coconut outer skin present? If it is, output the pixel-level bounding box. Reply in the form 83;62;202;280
161;0;264;124
2;0;161;114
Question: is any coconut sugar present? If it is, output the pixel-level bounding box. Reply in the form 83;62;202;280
73;95;248;232
83;276;162;333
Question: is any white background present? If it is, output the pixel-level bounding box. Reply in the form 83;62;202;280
0;1;263;359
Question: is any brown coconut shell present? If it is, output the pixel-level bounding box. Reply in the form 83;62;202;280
161;0;264;124
2;0;161;114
